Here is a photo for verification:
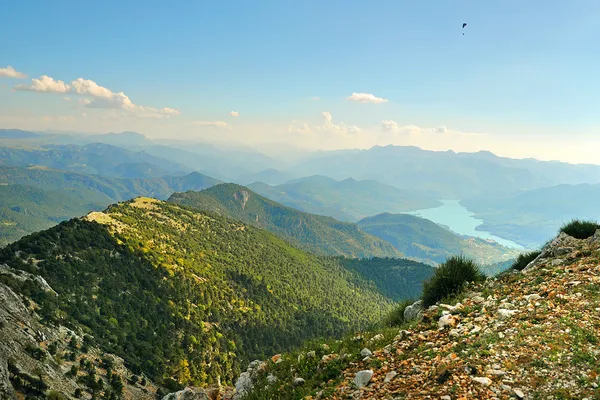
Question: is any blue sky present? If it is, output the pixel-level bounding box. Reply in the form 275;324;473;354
2;0;600;163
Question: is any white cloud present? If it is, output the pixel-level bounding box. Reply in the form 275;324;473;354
311;96;320;101
288;121;311;134
230;111;239;117
346;92;388;104
381;120;399;131
16;75;179;119
192;121;228;129
14;75;71;92
0;66;27;79
320;111;361;135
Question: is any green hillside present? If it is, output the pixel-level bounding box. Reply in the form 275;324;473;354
357;213;520;268
0;166;220;246
248;175;440;222
168;183;403;258
0;198;423;388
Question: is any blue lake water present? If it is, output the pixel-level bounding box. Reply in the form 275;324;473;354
407;200;524;249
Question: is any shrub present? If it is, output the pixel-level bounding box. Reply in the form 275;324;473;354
47;391;67;400
381;299;414;327
422;255;484;307
560;219;600;240
511;250;542;271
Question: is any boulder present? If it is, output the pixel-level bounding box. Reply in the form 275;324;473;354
233;372;252;399
404;300;424;322
354;370;373;388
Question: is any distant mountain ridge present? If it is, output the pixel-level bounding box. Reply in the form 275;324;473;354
284;145;600;198
0;165;221;246
168;183;403;259
248;175;440;221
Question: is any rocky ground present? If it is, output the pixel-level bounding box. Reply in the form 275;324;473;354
325;231;600;399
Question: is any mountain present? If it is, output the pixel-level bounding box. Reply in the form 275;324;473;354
239;168;295;185
0;129;41;139
168;183;403;258
357;213;520;268
0;197;433;395
247;175;441;222
0;143;191;178
285;145;600;199
461;183;600;248
234;229;600;399
0;166;220;246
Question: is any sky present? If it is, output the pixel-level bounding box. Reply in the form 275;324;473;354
2;0;600;164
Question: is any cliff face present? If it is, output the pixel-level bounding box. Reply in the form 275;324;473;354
232;229;600;399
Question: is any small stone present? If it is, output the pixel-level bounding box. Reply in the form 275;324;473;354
354;370;374;388
441;396;451;400
438;314;458;329
498;309;517;320
513;388;525;398
293;377;305;386
487;369;507;376
524;294;541;302
449;329;461;338
498;332;505;339
369;333;384;343
267;374;277;384
384;371;397;383
360;348;372;357
472;296;485;304
472;377;492;386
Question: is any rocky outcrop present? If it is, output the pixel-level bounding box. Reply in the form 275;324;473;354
162;387;209;400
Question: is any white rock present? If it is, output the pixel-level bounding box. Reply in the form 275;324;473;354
513;388;525;398
438;314;457;329
234;372;253;399
404;300;424;322
472;296;485;304
354;370;374;388
162;387;209;400
524;294;541;302
441;396;451;400
472;377;492;386
293;377;305;386
360;348;372;357
369;333;384;343
384;371;397;383
497;309;518;320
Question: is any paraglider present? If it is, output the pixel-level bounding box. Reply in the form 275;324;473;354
462;23;467;35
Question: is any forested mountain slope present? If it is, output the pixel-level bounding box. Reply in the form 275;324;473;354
0;197;425;391
168;183;403;258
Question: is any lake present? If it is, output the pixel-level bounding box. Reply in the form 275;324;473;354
407;200;524;249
